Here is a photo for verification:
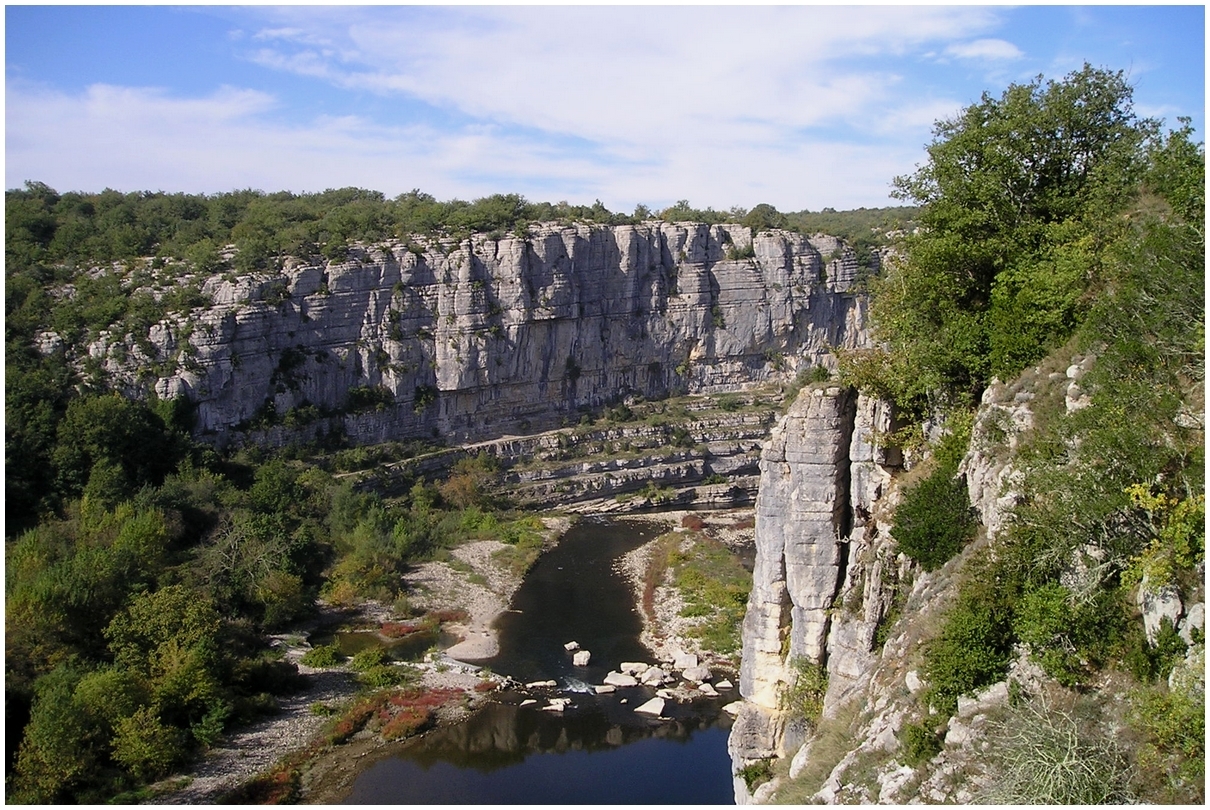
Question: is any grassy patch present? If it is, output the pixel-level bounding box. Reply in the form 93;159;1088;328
667;531;752;656
772;700;863;804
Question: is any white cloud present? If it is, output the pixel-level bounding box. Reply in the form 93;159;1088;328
7;6;1014;210
945;38;1024;61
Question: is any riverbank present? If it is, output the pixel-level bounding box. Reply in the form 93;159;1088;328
156;515;571;803
159;509;750;803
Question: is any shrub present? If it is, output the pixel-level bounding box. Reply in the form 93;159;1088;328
781;658;828;723
979;698;1133;804
923;578;1013;715
899;722;942;767
349;646;390;672
892;465;977;571
300;644;343;668
737;758;773;790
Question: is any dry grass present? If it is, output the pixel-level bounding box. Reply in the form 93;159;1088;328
771;700;864;804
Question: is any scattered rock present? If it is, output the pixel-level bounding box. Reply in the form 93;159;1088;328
564;641;580;652
698;682;719;697
525;679;558;689
674;652;699;670
634;697;666;717
905;670;923;694
620;661;649;675
572;650;591;667
594;685;616;694
519;699;537;707
682;665;712;683
640;666;670;686
541;698;572;712
722;701;744;716
715;679;734;690
603;671;639;687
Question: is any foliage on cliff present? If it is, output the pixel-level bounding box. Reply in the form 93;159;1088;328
843;64;1204;803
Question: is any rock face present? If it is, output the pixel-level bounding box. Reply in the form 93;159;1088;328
729;387;897;775
92;223;869;448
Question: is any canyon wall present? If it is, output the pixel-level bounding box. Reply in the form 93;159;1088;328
90;223;869;447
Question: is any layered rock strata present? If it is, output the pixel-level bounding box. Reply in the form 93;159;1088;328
89;223;869;448
727;387;900;792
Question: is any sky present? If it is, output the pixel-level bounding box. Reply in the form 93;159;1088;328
4;3;1205;213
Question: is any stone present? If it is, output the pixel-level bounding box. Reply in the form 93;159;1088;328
594;685;616;694
541;698;571;712
525;680;557;689
109;224;868;452
682;665;712;682
905;670;923;694
1139;578;1184;645
698;682;720;697
640;666;670;686
572;650;591;667
715;679;734;690
1179;603;1204;645
603;671;639;687
633;697;666;717
519;699;537;707
620;661;649;675
673;652;699;670
564;641;580;652
721;701;744;716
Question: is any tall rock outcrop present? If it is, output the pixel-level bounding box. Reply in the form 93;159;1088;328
89;223;869;447
728;387;901;800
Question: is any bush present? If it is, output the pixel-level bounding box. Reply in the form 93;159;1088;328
900;722;942;767
980;699;1133;804
923;578;1013;715
349;646;390;671
892;465;977;571
300;644;343;668
781;658;828;723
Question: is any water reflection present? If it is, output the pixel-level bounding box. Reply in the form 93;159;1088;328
343;700;734;804
340;517;737;804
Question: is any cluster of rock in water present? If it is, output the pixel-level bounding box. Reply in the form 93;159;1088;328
509;642;735;719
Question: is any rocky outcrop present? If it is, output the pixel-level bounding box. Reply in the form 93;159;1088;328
87;223;869;448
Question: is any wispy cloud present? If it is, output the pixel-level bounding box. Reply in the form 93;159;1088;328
12;5;1097;210
945;38;1025;61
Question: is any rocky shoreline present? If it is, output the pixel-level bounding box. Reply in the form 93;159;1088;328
158;509;749;803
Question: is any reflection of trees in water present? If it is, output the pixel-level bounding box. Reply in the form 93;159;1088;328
403;700;727;772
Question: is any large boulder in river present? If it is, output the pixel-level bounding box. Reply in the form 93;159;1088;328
641;666;671;686
573;650;592;667
621;662;650;675
682;665;712;683
674;652;699;669
634;697;666;717
604;671;639;687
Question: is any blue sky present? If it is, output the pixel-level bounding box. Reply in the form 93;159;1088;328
5;4;1205;213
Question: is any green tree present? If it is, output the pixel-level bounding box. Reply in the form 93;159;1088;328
869;64;1157;413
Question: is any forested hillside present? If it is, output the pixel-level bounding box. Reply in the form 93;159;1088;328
828;64;1204;803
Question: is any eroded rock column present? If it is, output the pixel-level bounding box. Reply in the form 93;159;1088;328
730;386;857;770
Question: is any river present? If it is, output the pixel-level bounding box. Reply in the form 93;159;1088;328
339;517;737;804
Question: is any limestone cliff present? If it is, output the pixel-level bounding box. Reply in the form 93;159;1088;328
88;223;869;447
728;364;1205;804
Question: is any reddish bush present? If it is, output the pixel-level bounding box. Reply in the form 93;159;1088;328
380;621;421;638
474;680;496;693
681;514;707;531
730;516;756;530
427;608;470;624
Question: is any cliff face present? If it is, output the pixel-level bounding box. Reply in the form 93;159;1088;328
90;223;868;447
728;387;903;795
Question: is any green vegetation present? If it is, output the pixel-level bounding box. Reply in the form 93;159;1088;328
4;398;548;802
780;658;828;724
898;722;942;767
842;63;1203;804
890;424;977;571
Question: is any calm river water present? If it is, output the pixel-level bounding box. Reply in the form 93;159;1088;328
341;517;736;804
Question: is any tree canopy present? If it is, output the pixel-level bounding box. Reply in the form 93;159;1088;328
859;64;1183;414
